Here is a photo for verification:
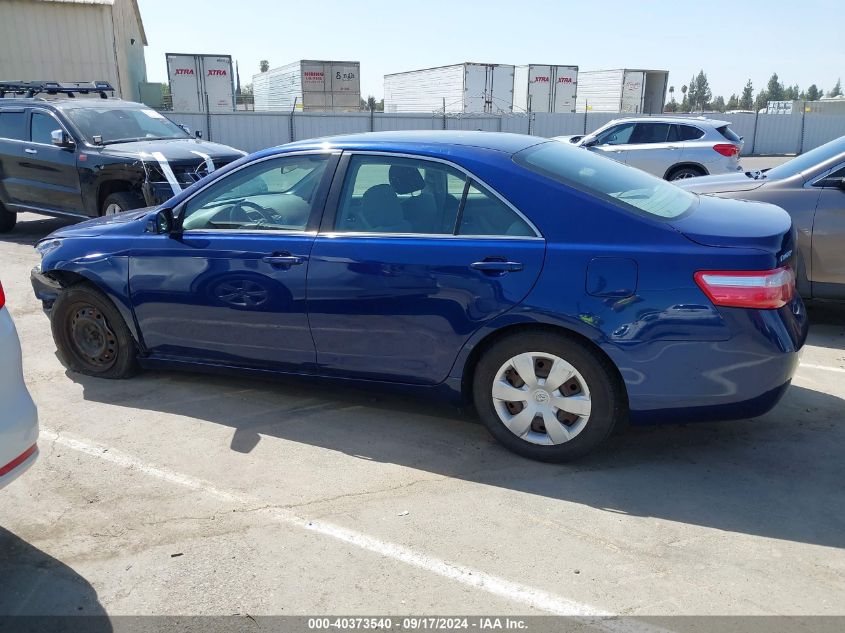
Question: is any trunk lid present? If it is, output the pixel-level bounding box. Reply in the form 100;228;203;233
669;195;793;260
678;172;767;194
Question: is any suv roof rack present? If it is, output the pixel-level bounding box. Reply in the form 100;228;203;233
0;81;115;99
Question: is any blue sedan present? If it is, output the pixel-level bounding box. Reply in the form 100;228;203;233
30;131;808;461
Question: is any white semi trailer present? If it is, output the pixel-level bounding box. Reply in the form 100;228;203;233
512;64;579;113
252;60;361;112
166;53;235;113
575;69;669;114
384;63;515;113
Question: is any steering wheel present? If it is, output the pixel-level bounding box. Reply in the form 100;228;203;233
228;200;282;225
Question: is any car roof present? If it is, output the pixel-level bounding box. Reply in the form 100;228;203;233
605;116;731;128
0;98;144;110
280;130;546;155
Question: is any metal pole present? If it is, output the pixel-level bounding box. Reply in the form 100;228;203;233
204;93;212;141
527;94;532;136
799;100;807;154
370;102;375;133
583;101;588;134
289;96;298;142
442;97;447;130
750;109;760;156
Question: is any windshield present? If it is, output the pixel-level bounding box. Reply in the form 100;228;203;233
766;136;845;180
64;106;190;144
515;141;696;219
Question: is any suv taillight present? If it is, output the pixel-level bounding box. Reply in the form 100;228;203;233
713;143;740;157
0;281;5;309
694;267;795;309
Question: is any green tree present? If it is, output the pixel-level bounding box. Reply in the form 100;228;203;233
711;95;726;112
806;84;821;101
259;60;270;73
829;78;843;97
686;70;712;111
754;90;769;111
366;95;377;111
726;94;739;110
739;79;754;109
766;73;784;101
680;84;689;112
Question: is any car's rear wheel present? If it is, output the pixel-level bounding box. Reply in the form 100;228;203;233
667;165;706;181
0;204;16;233
472;331;625;462
101;191;144;216
51;284;138;379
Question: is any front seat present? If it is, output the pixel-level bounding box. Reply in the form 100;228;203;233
359;184;412;233
388;165;440;233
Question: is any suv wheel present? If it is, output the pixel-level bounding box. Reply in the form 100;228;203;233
51;284;138;378
668;166;706;181
0;204;16;233
472;331;626;462
102;191;144;216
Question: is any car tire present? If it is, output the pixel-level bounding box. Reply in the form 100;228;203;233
667;166;706;181
0;204;16;233
472;331;626;462
101;191;145;216
51;284;138;379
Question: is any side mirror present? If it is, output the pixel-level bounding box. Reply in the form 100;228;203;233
51;129;74;149
195;130;202;139
146;208;177;235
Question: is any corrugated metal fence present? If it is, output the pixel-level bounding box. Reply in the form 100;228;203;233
167;110;845;156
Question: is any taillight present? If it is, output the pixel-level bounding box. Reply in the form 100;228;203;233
694;266;795;309
713;143;740;157
0;281;5;309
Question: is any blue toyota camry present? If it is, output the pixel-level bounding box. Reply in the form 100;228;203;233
31;131;808;462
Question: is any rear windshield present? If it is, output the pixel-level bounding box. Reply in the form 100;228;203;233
514;141;696;219
717;125;742;143
765;135;845;180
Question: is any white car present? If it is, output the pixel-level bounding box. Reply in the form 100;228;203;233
555;116;744;180
0;280;38;489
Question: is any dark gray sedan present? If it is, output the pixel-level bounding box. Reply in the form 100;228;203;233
681;136;845;299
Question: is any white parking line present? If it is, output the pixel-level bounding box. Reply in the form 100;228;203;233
40;427;667;631
800;363;845;373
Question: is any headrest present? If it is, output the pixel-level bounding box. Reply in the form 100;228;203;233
389;165;426;195
361;184;401;226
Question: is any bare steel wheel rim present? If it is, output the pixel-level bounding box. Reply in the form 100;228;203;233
491;351;592;446
69;305;118;369
104;203;122;216
671;171;697;180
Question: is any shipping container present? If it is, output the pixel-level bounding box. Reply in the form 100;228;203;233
166;53;235;113
512;65;578;113
384;63;514;114
252;60;361;112
575;69;669;114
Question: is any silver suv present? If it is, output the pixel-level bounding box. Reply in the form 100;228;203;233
555;117;744;181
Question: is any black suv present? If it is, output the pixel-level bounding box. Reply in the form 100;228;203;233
0;82;246;232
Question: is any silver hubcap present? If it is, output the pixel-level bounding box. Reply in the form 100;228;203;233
104;203;122;216
492;352;592;445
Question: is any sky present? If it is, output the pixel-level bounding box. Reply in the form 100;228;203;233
138;0;843;102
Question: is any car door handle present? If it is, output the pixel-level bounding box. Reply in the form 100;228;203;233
666;145;679;150
471;260;523;273
262;253;305;268
24;148;38;154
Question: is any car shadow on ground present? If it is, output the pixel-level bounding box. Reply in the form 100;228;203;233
0;527;111;631
66;304;845;552
0;215;75;247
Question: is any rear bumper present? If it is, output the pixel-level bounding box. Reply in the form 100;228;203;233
0;308;39;489
617;298;808;424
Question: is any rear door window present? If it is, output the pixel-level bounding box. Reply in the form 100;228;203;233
678;125;705;141
0;110;26;141
629;123;671;144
